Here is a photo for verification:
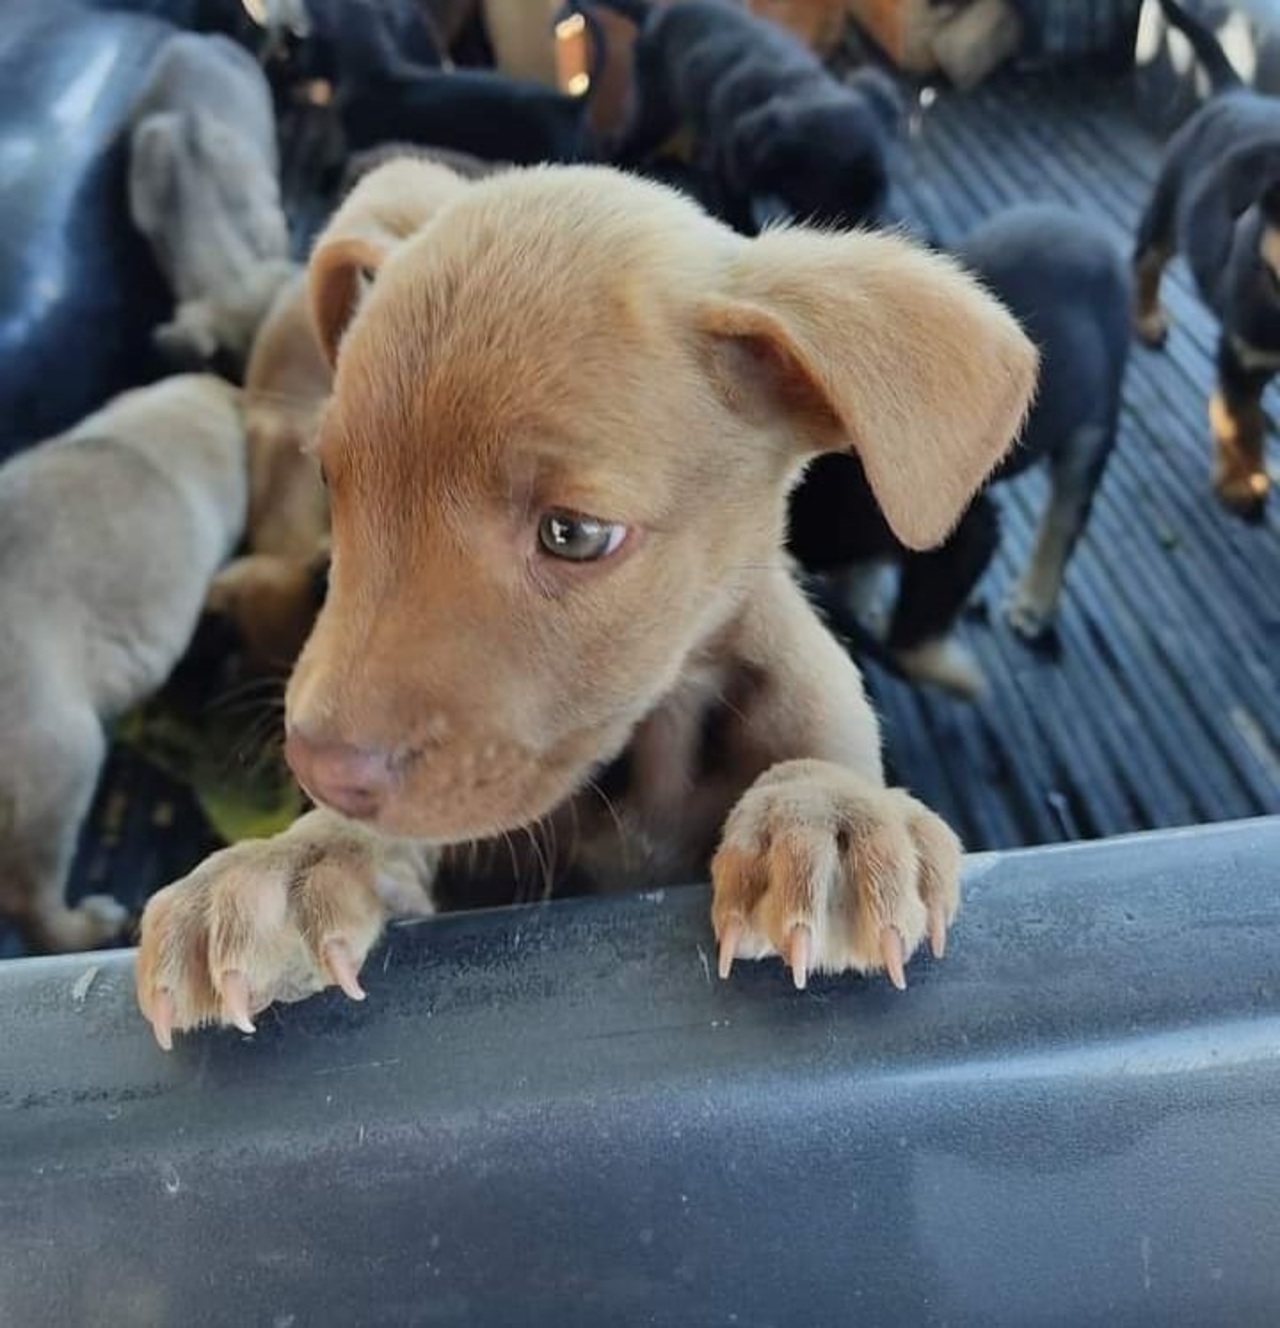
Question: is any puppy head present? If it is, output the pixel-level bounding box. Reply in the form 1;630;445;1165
285;167;1035;839
129;110;289;303
727;96;900;229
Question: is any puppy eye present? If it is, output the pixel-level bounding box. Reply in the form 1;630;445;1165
537;510;626;562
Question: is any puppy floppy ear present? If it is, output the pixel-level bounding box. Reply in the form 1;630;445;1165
309;158;476;366
698;228;1038;550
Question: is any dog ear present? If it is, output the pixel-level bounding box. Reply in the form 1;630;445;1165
309;159;475;367
699;228;1037;550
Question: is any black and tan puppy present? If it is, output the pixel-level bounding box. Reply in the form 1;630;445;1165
1133;0;1279;517
568;0;902;231
791;204;1131;693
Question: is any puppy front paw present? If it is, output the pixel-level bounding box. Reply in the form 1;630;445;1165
1212;465;1270;520
1004;582;1056;643
135;823;423;1050
711;760;960;989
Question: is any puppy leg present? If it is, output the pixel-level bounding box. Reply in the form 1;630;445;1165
1133;243;1173;348
711;575;961;986
1210;339;1271;518
0;709;127;952
1006;425;1111;641
886;496;999;699
135;809;439;1049
1132;168;1178;347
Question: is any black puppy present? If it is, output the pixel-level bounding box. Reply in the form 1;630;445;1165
338;7;607;165
341;71;594;165
566;0;902;231
789;204;1131;694
1133;0;1280;517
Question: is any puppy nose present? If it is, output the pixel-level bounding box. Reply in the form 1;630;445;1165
285;726;392;820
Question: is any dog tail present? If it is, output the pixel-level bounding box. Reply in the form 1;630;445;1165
1157;0;1243;93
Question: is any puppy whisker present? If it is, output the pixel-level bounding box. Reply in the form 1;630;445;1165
204;674;287;714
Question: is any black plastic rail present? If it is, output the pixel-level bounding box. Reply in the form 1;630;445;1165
2;817;1279;1326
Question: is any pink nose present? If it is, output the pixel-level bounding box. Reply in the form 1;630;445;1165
285;727;392;820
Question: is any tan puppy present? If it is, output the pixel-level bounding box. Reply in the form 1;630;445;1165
203;266;331;673
136;163;1036;1047
0;376;247;952
129;33;292;371
206;160;486;672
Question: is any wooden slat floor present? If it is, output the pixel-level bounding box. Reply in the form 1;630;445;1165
868;69;1280;849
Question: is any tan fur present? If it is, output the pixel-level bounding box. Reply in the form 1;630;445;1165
136;164;1037;1045
241;271;333;559
0;377;247;952
209;160;485;672
203;269;330;672
310;158;480;365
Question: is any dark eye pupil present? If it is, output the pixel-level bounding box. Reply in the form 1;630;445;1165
539;511;616;561
550;516;594;546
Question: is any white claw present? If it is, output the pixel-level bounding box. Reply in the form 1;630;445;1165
787;924;812;991
324;939;366;1001
929;906;948;960
880;927;907;991
717;918;743;980
220;970;257;1035
151;990;176;1051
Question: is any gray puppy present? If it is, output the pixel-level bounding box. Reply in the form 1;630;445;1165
128;33;292;372
0;376;248;951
